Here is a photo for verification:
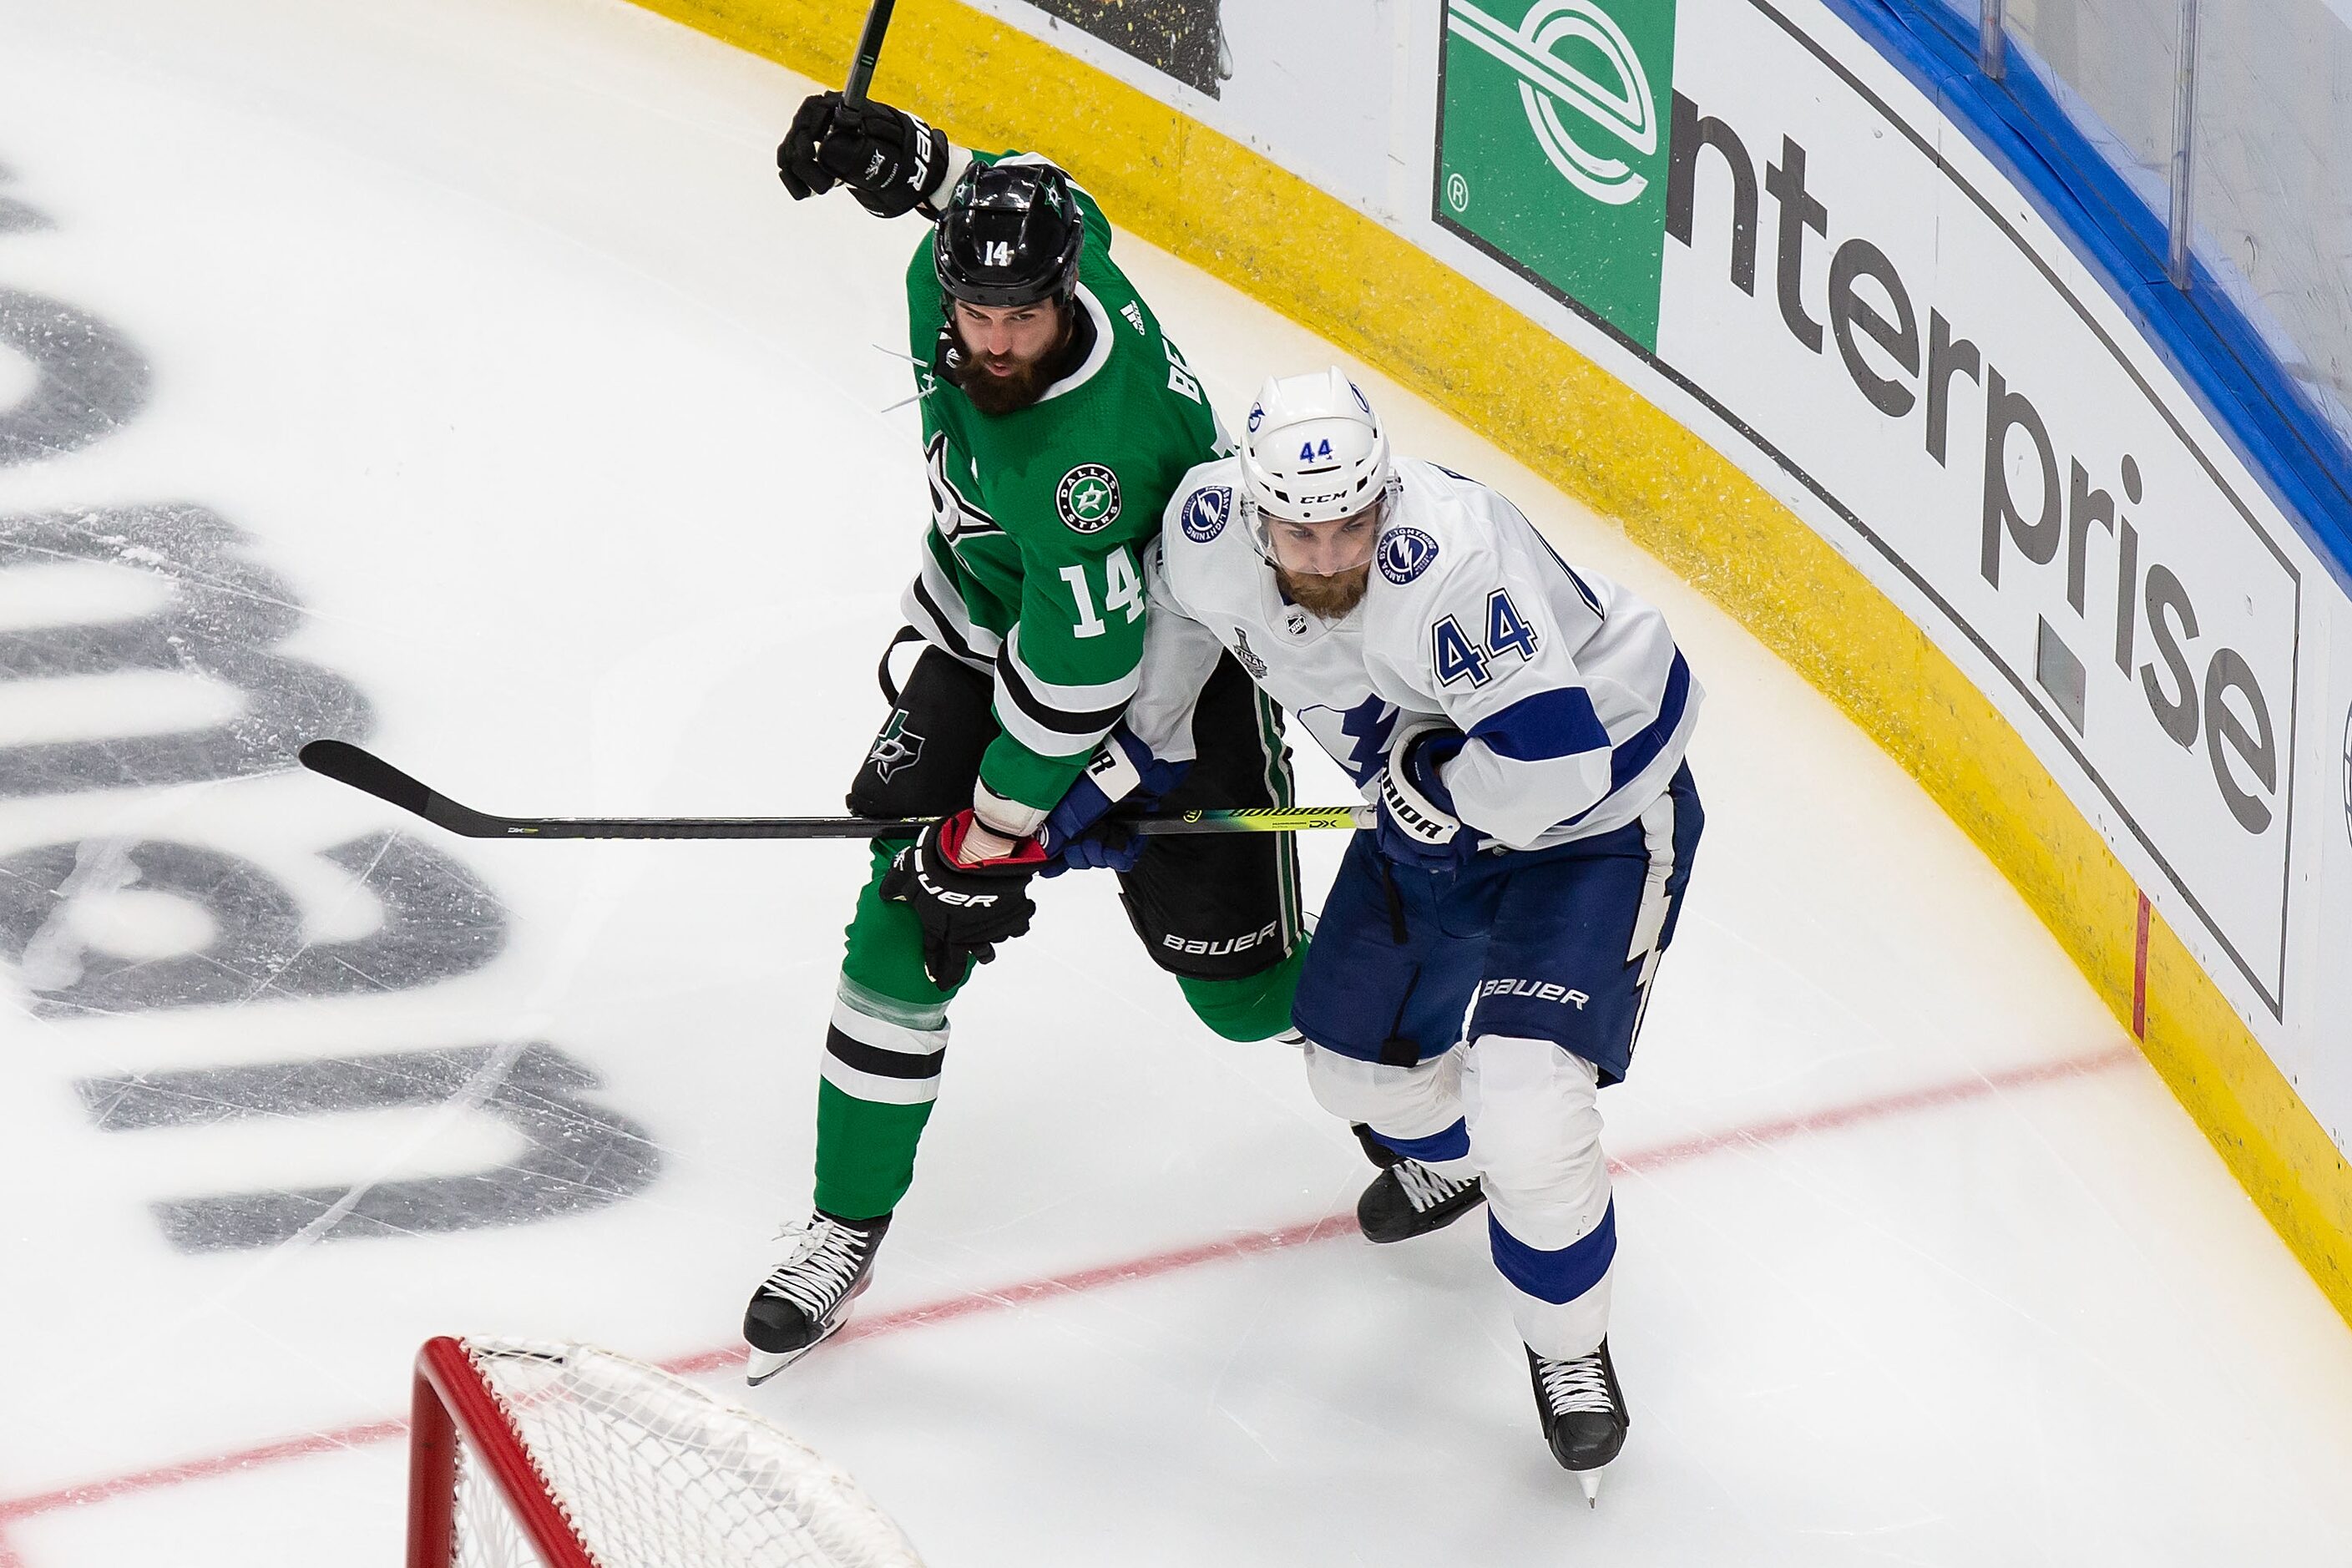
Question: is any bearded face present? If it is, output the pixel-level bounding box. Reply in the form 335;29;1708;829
1274;561;1373;620
1264;498;1383;620
948;298;1070;415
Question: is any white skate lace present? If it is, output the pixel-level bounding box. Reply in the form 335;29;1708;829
756;1218;873;1321
1395;1159;1476;1213
1535;1352;1616;1417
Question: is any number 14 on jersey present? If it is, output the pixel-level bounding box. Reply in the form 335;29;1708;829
1062;548;1145;639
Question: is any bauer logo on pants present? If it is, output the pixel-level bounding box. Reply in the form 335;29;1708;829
1480;977;1591;1009
1058;463;1122;533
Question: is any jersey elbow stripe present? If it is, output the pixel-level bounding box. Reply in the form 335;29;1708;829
1598;653;1692;798
906;572;996;666
1469;685;1611;763
994;671;1124;756
1548;653;1695;830
995;633;1137;753
1004;628;1141;712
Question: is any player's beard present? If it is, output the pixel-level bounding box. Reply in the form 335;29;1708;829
1276;563;1372;620
958;349;1055;414
953;316;1073;416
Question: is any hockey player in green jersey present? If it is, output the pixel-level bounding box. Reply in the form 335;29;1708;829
742;93;1307;1381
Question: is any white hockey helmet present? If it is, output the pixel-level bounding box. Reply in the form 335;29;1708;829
1238;368;1393;527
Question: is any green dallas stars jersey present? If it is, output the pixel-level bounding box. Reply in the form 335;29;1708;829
899;152;1229;814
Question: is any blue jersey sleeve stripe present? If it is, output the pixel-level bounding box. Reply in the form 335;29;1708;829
1541;650;1692;831
1606;651;1691;795
1469;685;1611;762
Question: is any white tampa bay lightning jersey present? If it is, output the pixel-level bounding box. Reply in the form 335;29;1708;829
1126;458;1700;851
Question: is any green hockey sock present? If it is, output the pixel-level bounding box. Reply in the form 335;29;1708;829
811;844;964;1222
812;1079;934;1221
1176;937;1310;1042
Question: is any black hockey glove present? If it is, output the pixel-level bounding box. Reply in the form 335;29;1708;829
776;91;950;219
881;811;1049;988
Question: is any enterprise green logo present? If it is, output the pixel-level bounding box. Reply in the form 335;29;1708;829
1436;0;1679;350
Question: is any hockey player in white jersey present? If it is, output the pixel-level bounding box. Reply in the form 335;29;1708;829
1050;369;1704;1497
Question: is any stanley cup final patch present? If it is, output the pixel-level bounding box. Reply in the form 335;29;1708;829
1057;463;1122;534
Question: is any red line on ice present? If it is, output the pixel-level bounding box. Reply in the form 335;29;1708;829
0;1043;2137;1540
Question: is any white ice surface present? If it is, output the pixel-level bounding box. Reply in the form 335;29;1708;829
2;2;2350;1565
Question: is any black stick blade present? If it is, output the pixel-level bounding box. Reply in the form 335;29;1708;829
300;739;438;818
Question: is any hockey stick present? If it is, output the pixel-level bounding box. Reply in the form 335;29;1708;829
842;0;897;103
299;741;1370;842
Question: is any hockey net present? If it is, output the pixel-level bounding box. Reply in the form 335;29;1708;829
407;1336;925;1568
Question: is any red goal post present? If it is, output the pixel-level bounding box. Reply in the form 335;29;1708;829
407;1335;924;1568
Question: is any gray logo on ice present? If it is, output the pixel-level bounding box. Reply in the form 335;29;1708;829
0;144;657;1252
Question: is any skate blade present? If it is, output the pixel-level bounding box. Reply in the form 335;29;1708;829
743;1308;856;1386
1576;1467;1606;1507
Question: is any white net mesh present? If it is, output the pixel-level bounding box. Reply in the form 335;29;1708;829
448;1338;924;1568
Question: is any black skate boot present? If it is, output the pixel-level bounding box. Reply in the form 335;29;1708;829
1351;1123;1485;1243
742;1210;890;1385
1526;1338;1628;1505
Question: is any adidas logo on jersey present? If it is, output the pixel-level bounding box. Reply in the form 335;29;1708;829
1121;301;1146;334
1479;978;1590;1009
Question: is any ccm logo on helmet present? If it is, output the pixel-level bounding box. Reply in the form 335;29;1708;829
1479;978;1590;1009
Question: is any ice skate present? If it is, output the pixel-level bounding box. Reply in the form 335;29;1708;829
1351;1122;1485;1243
743;1211;889;1384
1526;1339;1627;1505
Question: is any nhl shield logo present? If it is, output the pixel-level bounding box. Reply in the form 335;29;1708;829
1180;486;1231;543
1378;526;1440;584
1057;463;1122;534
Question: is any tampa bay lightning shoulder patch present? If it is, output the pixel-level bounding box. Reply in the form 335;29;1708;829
1179;485;1231;543
1377;526;1439;585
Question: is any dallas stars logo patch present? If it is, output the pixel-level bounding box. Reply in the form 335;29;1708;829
1057;463;1121;534
867;711;924;780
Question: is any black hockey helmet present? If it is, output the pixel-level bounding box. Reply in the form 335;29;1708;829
934;161;1085;309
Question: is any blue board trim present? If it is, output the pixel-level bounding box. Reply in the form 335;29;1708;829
1817;0;2352;584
